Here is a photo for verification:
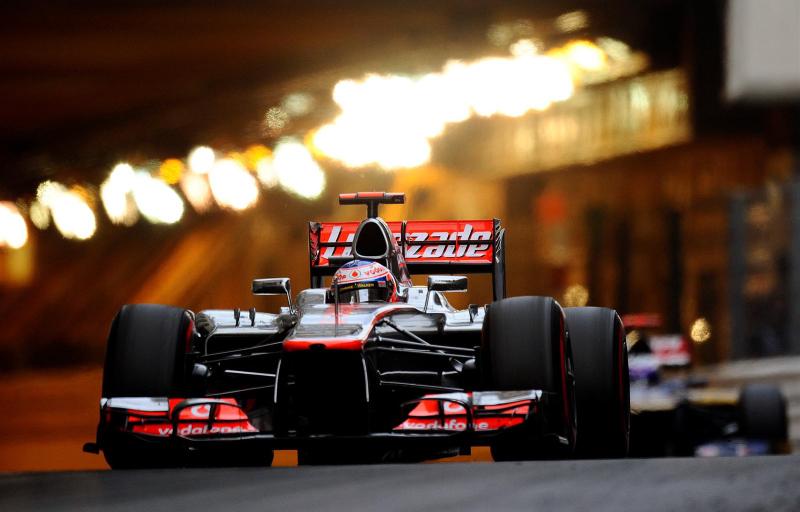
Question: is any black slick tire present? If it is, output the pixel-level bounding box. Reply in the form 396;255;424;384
565;307;629;458
482;296;576;461
739;383;788;448
100;304;274;468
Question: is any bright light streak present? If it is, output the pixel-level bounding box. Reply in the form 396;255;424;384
0;202;28;249
208;158;259;210
180;172;213;213
100;163;139;226
188;146;215;174
314;49;576;170
131;172;184;224
308;37;646;171
272;139;326;199
36;181;97;240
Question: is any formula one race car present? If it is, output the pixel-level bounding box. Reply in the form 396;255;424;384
85;192;629;467
625;314;789;457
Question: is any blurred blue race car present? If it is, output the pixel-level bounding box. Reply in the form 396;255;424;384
625;313;789;457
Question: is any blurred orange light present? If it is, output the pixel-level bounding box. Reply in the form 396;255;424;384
303;130;325;159
244;144;272;171
563;284;589;307
70;184;96;209
159;159;185;185
690;318;712;344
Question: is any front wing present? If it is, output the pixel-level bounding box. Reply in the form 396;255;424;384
93;390;541;452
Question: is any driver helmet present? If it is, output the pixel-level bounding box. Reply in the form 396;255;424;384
333;260;398;303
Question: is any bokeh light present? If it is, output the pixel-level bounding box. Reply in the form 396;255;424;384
0;202;29;249
690;317;712;344
131;172;184;224
555;10;589;33
180;172;214;213
487;18;535;47
208;158;260;211
559;40;607;72
158;158;185;185
243;144;272;171
264;107;289;135
563;284;589;307
28;200;50;230
256;157;279;188
626;329;641;350
510;38;540;57
272;138;326;199
100;163;139;226
36;181;97;240
188;146;216;174
281;92;315;117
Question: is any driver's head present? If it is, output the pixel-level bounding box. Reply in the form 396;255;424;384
332;260;398;303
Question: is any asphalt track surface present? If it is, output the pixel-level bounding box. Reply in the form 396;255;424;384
2;456;800;512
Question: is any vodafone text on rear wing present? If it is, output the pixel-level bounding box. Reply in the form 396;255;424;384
308;219;507;300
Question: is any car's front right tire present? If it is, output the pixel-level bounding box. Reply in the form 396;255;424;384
100;304;274;468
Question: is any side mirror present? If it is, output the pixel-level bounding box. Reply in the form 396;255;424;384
427;275;468;293
424;275;467;312
252;278;292;309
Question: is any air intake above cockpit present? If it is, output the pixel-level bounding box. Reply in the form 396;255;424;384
353;218;393;260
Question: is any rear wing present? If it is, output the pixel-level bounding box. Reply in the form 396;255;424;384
308;219;506;300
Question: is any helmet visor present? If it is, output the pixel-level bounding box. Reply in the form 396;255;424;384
336;281;390;303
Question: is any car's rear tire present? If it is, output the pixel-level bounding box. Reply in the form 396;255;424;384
100;304;275;469
739;383;788;446
565;307;629;458
481;296;576;461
